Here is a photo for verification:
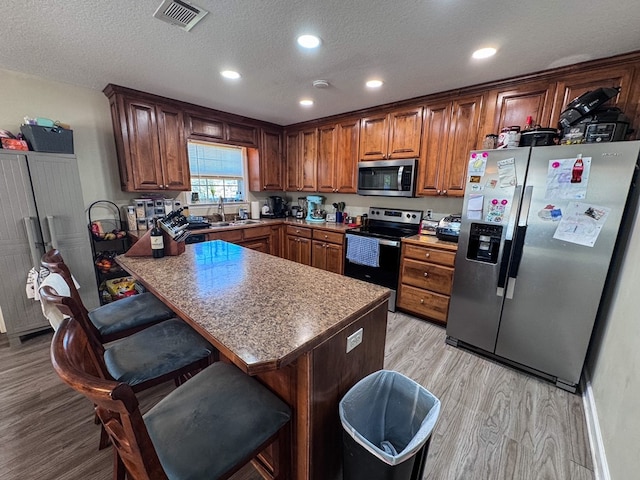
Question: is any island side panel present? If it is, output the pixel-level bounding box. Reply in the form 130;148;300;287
311;300;388;480
256;299;388;480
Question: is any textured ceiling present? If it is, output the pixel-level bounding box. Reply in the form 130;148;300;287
1;0;639;126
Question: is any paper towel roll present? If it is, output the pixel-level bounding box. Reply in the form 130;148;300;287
251;201;260;219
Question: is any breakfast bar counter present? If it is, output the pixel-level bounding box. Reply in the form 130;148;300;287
117;240;390;479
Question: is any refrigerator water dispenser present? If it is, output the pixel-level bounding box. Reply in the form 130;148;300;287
467;223;502;263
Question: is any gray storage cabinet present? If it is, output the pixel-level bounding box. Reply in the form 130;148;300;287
0;151;97;346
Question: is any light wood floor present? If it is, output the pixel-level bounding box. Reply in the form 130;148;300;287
0;312;594;480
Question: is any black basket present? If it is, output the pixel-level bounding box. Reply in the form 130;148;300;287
20;125;74;154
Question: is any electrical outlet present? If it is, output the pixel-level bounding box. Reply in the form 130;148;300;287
346;328;363;353
426;209;433;219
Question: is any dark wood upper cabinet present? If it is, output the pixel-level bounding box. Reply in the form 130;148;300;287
360;107;423;160
334;119;360;193
185;111;258;147
550;65;636;128
482;80;556;139
186;114;225;141
417;101;451;196
316;119;359;194
226;122;259;146
105;87;190;192
286;128;319;192
417;94;484;197
316;124;338;193
248;128;284;192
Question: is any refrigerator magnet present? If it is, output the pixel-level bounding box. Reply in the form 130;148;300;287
468;152;488;177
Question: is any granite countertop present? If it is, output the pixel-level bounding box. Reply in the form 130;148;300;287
403;234;459;251
116;241;390;374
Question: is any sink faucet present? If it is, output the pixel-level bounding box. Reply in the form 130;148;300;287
218;197;225;222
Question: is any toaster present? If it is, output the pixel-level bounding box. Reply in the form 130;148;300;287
436;214;461;242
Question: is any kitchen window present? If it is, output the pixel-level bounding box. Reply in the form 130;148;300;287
187;141;246;203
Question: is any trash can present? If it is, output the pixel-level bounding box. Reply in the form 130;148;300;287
339;370;441;480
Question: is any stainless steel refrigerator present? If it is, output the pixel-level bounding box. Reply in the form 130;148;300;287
0;150;97;345
446;141;640;391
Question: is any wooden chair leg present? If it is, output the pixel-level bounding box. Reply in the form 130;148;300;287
113;448;126;480
273;424;291;480
99;423;112;450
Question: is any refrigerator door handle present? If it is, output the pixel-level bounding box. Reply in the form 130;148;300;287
497;239;513;292
497;185;522;296
23;217;42;267
506;186;534;299
46;215;59;250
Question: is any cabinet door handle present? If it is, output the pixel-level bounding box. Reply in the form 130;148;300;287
420;298;425;304
443;190;447;195
425;253;430;258
423;272;429;277
324;235;328;239
46;216;59;250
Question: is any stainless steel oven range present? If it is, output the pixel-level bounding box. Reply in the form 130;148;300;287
344;207;423;311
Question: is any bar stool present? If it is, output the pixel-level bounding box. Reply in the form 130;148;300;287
51;317;291;480
40;285;216;451
41;249;174;342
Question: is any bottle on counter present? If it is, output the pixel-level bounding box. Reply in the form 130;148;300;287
150;220;165;258
523;115;534;132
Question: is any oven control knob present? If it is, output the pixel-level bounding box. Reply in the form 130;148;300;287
412;214;417;218
406;214;410;218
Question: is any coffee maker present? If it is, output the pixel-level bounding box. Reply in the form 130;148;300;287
265;196;287;218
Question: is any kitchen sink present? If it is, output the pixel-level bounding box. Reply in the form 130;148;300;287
207;220;262;228
230;220;262;225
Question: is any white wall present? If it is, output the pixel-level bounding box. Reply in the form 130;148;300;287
0;68;135;208
587;192;640;479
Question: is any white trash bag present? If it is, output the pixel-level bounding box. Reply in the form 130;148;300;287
339;370;440;466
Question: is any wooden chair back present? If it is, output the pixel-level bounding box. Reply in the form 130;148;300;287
41;249;89;317
40;285;108;377
51;317;169;480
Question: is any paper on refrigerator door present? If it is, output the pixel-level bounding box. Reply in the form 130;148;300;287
552;202;609;247
545;157;591;200
467;194;484;220
497;157;517;187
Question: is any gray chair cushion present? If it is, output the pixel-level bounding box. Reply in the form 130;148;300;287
144;362;291;480
104;319;213;386
89;292;174;337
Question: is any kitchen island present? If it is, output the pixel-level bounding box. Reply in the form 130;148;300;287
117;240;390;480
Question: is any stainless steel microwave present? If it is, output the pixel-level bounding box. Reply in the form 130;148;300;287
357;158;418;197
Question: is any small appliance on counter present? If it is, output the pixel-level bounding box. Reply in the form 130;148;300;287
306;195;326;222
261;195;288;218
419;218;439;235
435;214;461;242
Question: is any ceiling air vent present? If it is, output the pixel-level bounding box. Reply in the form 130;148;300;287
153;0;209;32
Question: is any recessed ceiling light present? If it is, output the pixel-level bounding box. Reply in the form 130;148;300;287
297;35;321;49
299;99;314;107
220;70;241;79
472;47;497;59
366;79;384;88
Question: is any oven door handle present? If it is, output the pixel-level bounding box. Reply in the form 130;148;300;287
376;238;400;247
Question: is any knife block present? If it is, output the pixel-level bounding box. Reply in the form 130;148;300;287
125;230;185;257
